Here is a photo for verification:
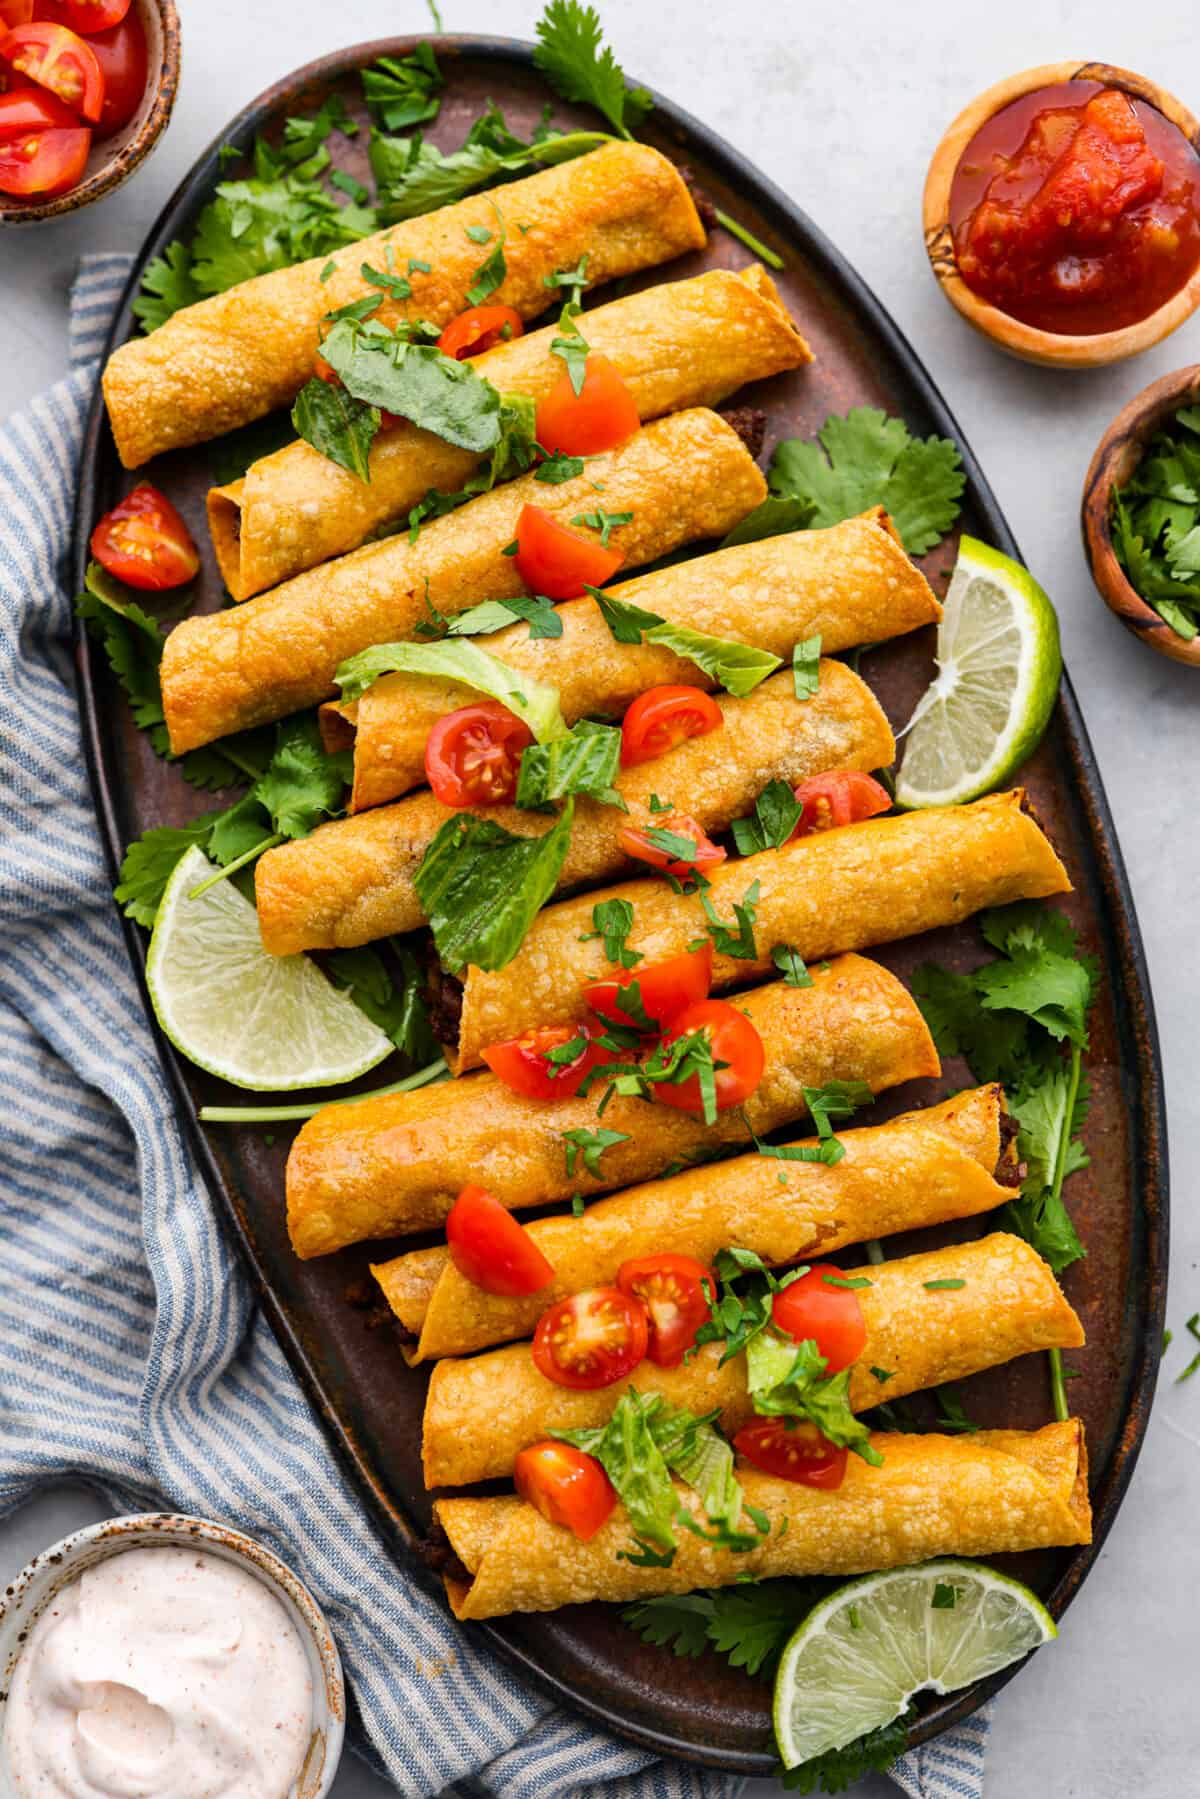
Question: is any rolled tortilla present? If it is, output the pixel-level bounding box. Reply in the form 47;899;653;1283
323;508;938;812
103;142;706;468
375;1085;1016;1360
209;265;811;600
449;789;1071;1073
285;954;939;1258
161;408;765;756
421;1233;1084;1487
256;660;894;956
436;1420;1091;1617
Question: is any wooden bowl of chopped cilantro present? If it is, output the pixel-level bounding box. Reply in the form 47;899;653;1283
1082;364;1200;664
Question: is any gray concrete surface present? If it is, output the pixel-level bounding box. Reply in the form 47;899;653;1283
2;3;1196;1794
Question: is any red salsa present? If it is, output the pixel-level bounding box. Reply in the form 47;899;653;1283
949;81;1200;335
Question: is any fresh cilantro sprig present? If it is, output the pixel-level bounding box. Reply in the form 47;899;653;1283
361;45;442;132
581;897;642;968
767;407;965;556
1109;405;1200;640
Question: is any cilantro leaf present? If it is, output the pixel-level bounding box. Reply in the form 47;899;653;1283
776;1712;911;1792
731;779;802;855
581;897;642;969
768;407;965;556
132;240;199;333
573;507;631;547
254;714;351;838
113;818;218;928
335;638;567;743
624;1580;822;1677
448;593;562;639
414;801;576;973
361;44;442;131
622;1594;714;1658
533;0;653;140
324;942;437;1062
700;881;760;960
562;1125;630;1178
466;202;508;305
75;563;169;747
771;944;812;988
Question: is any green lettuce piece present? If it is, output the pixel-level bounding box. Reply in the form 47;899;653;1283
414;801;576;973
334;638;567;742
592;589;780;696
515;718;623;807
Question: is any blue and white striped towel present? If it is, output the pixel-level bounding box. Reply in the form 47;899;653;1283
0;255;992;1799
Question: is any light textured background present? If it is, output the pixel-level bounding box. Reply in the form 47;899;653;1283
2;3;1197;1795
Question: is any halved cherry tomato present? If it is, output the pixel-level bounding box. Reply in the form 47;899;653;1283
770;1266;868;1374
85;6;143;135
482;1021;620;1102
437;303;524;360
531;1286;649;1389
90;483;198;590
63;0;129;30
445;1184;555;1297
733;1417;848;1489
0;3;33;28
617;811;726;881
1;23;104;122
790;770;892;839
617;1254;714;1368
0;113;84;190
515;1440;616;1540
424;701;534;807
312;351;400;431
652;998;765;1116
535;352;640;457
620;686;723;768
0;77;73;129
513;503;623;601
585;941;713;1032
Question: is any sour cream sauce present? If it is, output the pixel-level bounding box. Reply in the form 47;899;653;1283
4;1545;313;1799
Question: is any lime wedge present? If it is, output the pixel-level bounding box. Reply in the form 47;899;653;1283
146;846;393;1091
894;536;1061;809
773;1559;1055;1769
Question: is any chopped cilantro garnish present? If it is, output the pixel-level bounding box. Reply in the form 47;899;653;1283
923;1279;966;1291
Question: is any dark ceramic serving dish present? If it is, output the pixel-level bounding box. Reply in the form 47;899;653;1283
73;36;1168;1772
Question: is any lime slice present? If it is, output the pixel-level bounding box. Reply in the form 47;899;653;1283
773;1559;1054;1769
146;846;393;1091
894;536;1061;809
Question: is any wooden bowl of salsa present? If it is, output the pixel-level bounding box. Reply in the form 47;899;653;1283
1081;363;1200;666
924;62;1200;367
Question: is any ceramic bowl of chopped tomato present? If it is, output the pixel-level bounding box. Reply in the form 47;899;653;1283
923;61;1200;368
0;0;179;224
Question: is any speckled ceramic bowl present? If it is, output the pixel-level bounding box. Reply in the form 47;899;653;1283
0;1512;345;1798
0;0;181;226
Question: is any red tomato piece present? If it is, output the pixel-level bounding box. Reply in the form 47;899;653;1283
0;78;74;129
531;1287;649;1389
445;1184;555;1297
63;0;129;29
482;1021;620;1102
0;114;84;190
789;770;892;839
652;997;765;1116
733;1417;848;1489
585;941;713;1032
437;303;524;360
0;3;33;28
620;685;723;768
514;1440;616;1540
90;483;198;590
616;1254;714;1368
1;23;104;122
770;1267;869;1374
424;701;534;807
617;811;726;881
535;352;641;457
84;5;142;134
513;503;623;601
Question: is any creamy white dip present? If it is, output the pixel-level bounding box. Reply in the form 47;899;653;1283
4;1545;313;1798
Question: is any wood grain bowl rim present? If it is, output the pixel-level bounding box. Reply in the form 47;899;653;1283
0;0;181;227
70;34;1170;1772
923;60;1200;368
1081;362;1200;666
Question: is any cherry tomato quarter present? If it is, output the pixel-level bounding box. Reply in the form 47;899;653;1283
531;1287;649;1389
0;78;74;129
0;3;33;28
1;22;104;122
513;503;623;601
90;483;198;590
424;701;534;807
620;685;723;767
789;770;892;838
651;998;765;1116
535;352;641;457
514;1441;616;1540
84;5;143;134
585;942;714;1032
616;1253;714;1367
445;1184;555;1297
482;1022;620;1102
733;1417;849;1489
63;0;129;30
617;811;726;881
770;1266;869;1374
0;112;84;190
437;303;524;360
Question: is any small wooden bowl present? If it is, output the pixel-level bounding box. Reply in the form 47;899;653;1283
1081;363;1200;666
0;0;181;226
924;61;1200;368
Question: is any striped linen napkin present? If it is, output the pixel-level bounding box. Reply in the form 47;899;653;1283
0;254;992;1799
